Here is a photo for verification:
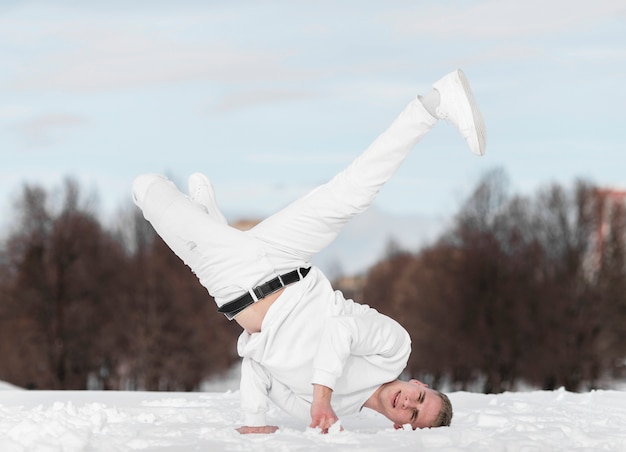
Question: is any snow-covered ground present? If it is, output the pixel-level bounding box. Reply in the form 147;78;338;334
1;381;625;452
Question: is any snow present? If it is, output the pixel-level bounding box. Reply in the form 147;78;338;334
1;383;625;451
0;381;23;392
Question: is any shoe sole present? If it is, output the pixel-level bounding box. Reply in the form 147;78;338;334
188;173;228;224
457;69;487;156
188;173;214;203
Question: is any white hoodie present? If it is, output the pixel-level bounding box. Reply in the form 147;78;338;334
237;266;411;426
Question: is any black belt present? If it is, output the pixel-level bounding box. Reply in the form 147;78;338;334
218;267;311;320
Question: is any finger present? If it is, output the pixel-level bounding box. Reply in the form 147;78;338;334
309;415;324;429
327;419;343;434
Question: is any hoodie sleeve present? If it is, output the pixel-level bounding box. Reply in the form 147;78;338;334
239;357;273;426
240;356;313;425
311;309;411;390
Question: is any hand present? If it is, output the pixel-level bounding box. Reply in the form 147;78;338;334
310;402;341;434
236;425;279;434
309;384;343;434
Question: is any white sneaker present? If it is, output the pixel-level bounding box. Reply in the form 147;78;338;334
188;173;228;225
433;69;487;156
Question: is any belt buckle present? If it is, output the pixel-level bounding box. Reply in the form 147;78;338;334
254;275;284;300
253;285;266;300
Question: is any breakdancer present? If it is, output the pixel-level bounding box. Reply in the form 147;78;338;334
132;69;486;433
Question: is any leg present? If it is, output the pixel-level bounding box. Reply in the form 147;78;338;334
248;69;486;265
132;175;279;306
134;70;486;305
247;97;436;265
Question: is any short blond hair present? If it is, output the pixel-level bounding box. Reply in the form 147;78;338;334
432;391;453;427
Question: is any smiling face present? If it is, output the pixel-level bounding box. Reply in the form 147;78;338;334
369;379;444;429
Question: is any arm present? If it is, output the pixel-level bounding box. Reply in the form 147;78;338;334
307;310;409;431
237;357;279;434
309;383;343;433
312;309;411;390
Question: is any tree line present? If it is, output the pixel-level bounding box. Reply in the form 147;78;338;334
354;169;626;393
0;179;240;390
1;170;625;392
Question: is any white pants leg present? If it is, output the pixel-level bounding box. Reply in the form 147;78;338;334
133;98;436;307
248;98;437;264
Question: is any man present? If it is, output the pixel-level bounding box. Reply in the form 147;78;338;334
132;69;486;433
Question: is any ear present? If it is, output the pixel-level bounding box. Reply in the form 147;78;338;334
393;423;403;430
409;379;428;387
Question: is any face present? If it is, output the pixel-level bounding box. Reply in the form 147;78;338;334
377;379;443;429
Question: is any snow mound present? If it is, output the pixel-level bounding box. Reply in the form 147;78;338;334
0;388;625;451
0;381;23;391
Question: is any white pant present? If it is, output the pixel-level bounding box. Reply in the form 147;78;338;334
133;98;437;307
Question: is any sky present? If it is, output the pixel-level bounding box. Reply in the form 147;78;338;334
1;0;625;243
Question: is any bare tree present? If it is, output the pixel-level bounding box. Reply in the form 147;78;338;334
361;170;621;393
3;169;624;394
595;196;626;381
0;179;127;388
117;208;240;391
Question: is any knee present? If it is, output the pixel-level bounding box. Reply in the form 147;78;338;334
132;174;168;206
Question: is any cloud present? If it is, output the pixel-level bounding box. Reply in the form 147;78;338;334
12;113;88;147
211;89;318;113
0;104;32;119
564;47;626;63
243;150;353;165
3;10;307;93
384;0;626;39
10;38;295;92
